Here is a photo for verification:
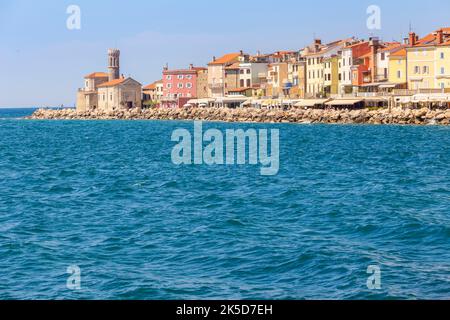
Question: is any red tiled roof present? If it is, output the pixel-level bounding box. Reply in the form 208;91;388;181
143;80;163;90
412;27;450;47
97;78;126;88
85;72;108;79
390;46;407;57
208;53;240;65
380;42;402;52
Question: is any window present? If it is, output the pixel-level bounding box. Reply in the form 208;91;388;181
441;52;445;59
397;70;402;79
177;83;183;89
110;94;113;101
246;79;251;87
167;75;172;80
414;66;420;74
240;69;244;74
423;66;429;74
177;75;184;80
167;83;172;89
240;79;245;87
381;53;385;61
186;75;192;80
440;83;445;89
186;83;192;89
349;58;352;65
441;67;445;75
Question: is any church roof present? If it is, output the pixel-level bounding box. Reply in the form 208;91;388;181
85;72;108;79
97;78;126;88
97;77;142;88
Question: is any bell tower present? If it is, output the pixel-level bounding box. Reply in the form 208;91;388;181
108;49;120;81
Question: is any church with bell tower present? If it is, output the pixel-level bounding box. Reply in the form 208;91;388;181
76;49;142;113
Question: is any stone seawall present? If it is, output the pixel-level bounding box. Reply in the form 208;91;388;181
28;107;450;125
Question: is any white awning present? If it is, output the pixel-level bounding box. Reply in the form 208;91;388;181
217;96;249;103
379;84;397;89
325;99;364;106
295;99;330;107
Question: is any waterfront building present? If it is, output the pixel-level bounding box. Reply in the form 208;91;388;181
287;57;306;99
143;80;163;106
76;72;109;112
207;53;242;97
323;55;339;96
406;28;450;90
338;41;371;95
349;38;384;94
161;64;208;108
76;49;142;113
305;39;352;98
266;62;289;98
238;61;269;89
224;62;241;95
376;43;401;83
385;46;408;90
97;77;142;112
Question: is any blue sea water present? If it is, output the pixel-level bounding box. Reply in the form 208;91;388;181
0;108;449;300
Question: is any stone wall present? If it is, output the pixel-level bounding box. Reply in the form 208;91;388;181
28;107;450;125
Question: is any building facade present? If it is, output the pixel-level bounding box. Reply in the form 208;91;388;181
76;49;142;113
97;77;143;112
161;65;208;108
388;47;407;87
407;29;450;90
207;53;241;97
143;80;163;106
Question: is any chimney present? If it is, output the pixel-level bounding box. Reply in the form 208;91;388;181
189;64;194;70
314;39;322;52
409;32;417;46
240;50;244;56
213;56;216;62
437;29;444;44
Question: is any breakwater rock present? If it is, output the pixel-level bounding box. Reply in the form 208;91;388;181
28;107;450;125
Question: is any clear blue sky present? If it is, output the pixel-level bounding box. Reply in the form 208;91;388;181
1;0;449;107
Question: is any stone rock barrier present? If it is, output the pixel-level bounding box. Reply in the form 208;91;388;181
27;107;450;125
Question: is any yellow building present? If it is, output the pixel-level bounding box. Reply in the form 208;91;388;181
305;39;351;98
436;44;450;90
388;48;407;85
323;55;339;96
406;28;450;90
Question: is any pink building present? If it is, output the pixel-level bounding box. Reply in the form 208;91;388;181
161;64;208;108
